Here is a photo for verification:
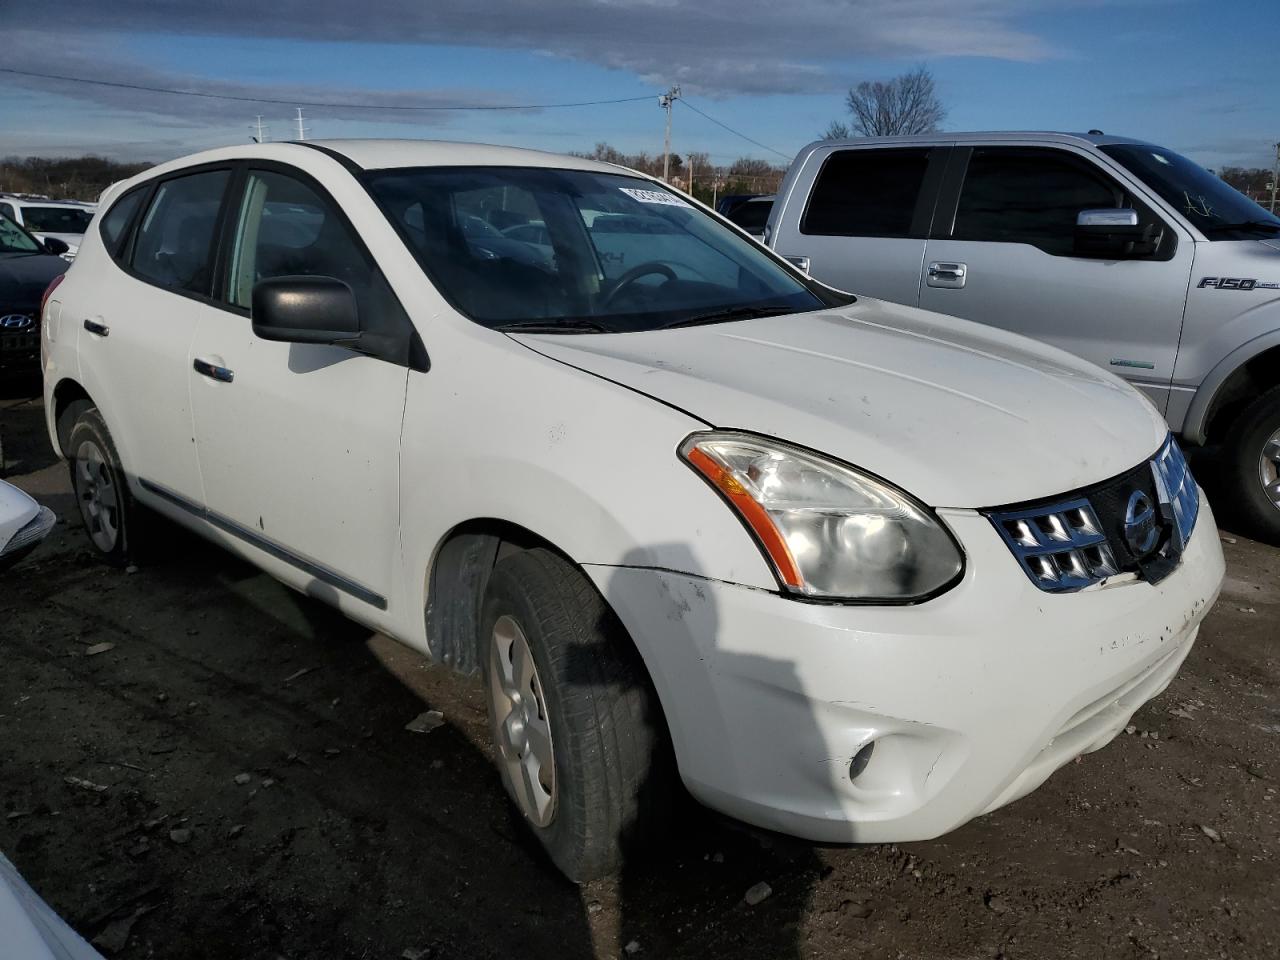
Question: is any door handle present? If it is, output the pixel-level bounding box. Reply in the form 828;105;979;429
193;358;234;383
83;318;109;337
926;262;967;289
783;255;810;274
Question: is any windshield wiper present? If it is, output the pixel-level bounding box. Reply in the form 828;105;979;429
495;318;611;334
659;304;797;330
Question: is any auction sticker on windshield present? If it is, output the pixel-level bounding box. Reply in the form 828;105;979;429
620;187;690;207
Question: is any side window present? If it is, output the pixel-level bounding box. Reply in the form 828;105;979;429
953;149;1121;256
131;170;229;295
0;203;14;222
228;169;411;361
801;148;932;238
99;188;145;256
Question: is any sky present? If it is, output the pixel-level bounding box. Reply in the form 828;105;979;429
0;0;1276;173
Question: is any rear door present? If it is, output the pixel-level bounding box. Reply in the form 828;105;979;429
73;167;232;504
917;145;1194;412
187;164;411;616
770;144;949;305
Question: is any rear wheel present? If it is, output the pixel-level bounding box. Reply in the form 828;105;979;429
1222;385;1280;544
64;405;135;563
479;547;674;881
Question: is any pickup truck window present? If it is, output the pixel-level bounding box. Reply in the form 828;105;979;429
801;148;931;238
953;148;1119;256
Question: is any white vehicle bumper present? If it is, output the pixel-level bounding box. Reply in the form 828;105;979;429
587;493;1224;843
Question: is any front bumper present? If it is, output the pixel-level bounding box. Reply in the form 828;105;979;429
586;492;1224;843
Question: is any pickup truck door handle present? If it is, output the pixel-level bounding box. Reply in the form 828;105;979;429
783;255;810;274
926;261;967;289
193;357;234;383
83;318;109;337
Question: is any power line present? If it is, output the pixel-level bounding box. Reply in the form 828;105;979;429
678;99;790;160
0;67;656;112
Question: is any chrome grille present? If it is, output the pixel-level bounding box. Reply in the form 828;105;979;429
987;435;1198;593
990;498;1119;591
1152;436;1199;551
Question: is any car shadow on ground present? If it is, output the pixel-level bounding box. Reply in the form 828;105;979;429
1;469;819;958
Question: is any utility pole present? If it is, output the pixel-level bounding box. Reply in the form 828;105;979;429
295;108;309;141
251;116;269;144
659;85;680;184
1271;141;1279;214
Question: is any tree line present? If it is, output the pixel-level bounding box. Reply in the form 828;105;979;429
574;143;787;202
0;156;154;202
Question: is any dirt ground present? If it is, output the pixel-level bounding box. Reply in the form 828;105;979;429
2;383;1278;960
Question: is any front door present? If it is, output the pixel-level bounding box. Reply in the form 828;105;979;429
188;165;409;615
917;146;1194;413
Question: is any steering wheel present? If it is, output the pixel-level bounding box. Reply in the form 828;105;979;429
602;261;677;308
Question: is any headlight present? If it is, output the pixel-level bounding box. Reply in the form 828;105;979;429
680;431;964;601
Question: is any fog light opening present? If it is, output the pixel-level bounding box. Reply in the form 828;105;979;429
848;741;876;782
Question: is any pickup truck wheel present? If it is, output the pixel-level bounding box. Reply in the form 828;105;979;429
66;406;135;563
479;547;674;881
1223;385;1280;545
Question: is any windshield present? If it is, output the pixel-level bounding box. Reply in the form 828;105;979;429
1101;144;1280;239
0;215;42;254
20;205;93;235
366;167;839;332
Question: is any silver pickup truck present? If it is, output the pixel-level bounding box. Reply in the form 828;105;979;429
765;132;1280;541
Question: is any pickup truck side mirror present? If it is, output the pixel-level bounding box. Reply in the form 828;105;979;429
1074;208;1162;258
251;276;362;348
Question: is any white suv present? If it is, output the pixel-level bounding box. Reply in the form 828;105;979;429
42;141;1224;880
0;195;95;259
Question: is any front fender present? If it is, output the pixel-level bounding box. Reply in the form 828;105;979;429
1182;325;1280;444
395;339;778;647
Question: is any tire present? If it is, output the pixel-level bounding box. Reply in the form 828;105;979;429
64;404;137;564
1222;385;1280;545
479;547;674;881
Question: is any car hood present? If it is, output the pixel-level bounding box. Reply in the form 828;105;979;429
0;480;39;554
512;300;1168;508
0;253;68;307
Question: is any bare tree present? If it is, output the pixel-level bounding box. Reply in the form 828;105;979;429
821;120;851;140
832;66;946;138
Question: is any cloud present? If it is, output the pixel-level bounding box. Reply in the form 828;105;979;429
4;0;1069;97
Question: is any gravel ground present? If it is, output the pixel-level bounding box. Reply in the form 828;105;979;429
2;386;1278;960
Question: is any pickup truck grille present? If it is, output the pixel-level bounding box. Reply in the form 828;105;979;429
986;436;1198;593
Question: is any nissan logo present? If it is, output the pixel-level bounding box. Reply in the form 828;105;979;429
1124;489;1160;558
0;314;33;330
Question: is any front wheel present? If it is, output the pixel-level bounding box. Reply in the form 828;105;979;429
1222;385;1280;544
479;547;674;881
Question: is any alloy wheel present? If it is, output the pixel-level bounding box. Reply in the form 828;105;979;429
1259;428;1280;513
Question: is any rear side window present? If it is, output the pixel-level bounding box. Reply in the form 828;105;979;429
130;170;230;295
99;189;145;256
802;149;932;238
953;149;1120;256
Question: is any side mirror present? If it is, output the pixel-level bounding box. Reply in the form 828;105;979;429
1074;208;1161;258
43;237;69;256
251;276;361;347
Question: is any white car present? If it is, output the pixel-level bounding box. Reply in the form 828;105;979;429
41;140;1225;880
0;479;56;571
0;195;95;259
